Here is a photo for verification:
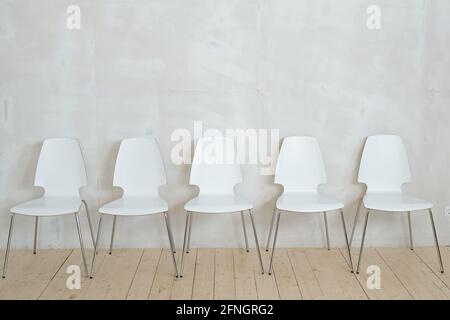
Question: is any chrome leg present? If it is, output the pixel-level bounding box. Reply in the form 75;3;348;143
164;212;179;277
89;214;103;279
2;214;15;278
109;215;117;255
74;213;89;278
33;216;38;254
407;211;413;250
356;210;370;274
186;212;193;254
179;211;191;277
165;211;176;254
268;210;281;275
82;200;96;249
349;199;362;247
323;211;330;250
428;209;444;273
241;211;249;252
249;209;264;274
340;209;354;272
265;207;277;252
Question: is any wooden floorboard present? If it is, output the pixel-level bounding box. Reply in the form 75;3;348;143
148;249;176;300
233;248;258;300
214;249;235;300
127;248;162;300
288;248;367;299
83;249;143;300
254;249;279;300
342;248;412;300
376;247;450;300
171;249;196;300
192;248;215;300
271;249;302;300
0;249;71;300
40;249;108;300
414;246;450;287
0;247;449;300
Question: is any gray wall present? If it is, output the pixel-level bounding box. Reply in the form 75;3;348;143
1;0;449;249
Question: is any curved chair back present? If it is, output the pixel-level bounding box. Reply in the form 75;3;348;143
189;136;242;195
35;138;87;197
358;135;412;192
274;136;327;192
113;137;167;197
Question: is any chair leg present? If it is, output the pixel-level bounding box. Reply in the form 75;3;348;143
265;207;277;252
268;210;281;275
165;212;176;254
109;215;117;255
2;214;15;278
356;210;370;274
428;209;444;273
74;213;89;278
249;209;264;274
179;211;191;277
349;198;362;247
186;212;193;254
82;200;96;250
33;216;38;254
240;211;249;252
407;211;413;250
89;214;104;279
339;209;354;272
164;212;179;277
323;211;330;250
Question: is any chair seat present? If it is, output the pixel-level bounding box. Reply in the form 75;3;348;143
276;192;344;213
10;196;82;216
363;192;433;212
99;196;168;216
184;195;253;213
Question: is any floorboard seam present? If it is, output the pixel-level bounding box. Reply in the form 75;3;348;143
37;249;74;300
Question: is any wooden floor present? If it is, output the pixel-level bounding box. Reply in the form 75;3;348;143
1;247;450;300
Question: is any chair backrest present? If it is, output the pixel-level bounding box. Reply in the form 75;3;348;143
113;137;167;197
274;136;327;192
189;136;242;195
358;135;412;192
34;138;87;197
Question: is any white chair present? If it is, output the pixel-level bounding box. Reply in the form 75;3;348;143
266;136;353;275
350;135;444;274
89;137;178;278
179;136;264;277
2;138;95;278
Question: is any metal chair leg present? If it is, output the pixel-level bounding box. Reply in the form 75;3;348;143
165;212;176;254
249;209;264;274
241;211;249;252
268;210;281;275
33;216;38;254
265;207;277;252
407;211;413;250
109;215;117;254
340;209;354;272
89;214;104;279
356;210;370;274
179;211;191;277
349;199;362;247
82;200;96;249
186;212;193;254
323;211;330;250
428;209;444;273
2;214;15;278
164;212;179;277
74;213;89;278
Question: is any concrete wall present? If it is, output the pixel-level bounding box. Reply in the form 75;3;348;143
1;0;449;249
